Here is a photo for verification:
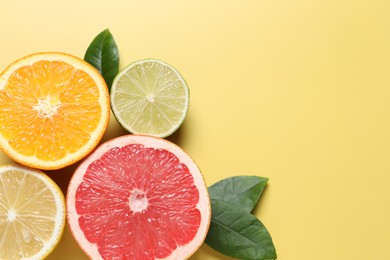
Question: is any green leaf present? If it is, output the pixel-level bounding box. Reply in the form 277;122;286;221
84;28;119;90
205;200;277;260
208;176;268;213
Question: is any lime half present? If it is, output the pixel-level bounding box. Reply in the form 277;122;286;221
111;59;189;138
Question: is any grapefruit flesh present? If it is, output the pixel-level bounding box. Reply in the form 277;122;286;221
67;135;211;260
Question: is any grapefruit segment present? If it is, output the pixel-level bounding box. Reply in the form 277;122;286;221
67;135;211;260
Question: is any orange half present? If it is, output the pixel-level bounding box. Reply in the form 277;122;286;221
0;52;110;170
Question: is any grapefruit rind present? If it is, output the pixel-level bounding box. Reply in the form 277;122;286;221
0;52;110;170
67;135;211;260
0;164;66;259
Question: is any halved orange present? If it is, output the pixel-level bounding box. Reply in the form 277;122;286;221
0;52;110;170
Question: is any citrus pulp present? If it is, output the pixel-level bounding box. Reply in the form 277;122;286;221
110;59;189;138
67;135;210;259
0;164;65;259
0;52;110;170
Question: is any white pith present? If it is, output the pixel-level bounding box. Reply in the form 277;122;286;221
146;93;155;103
7;208;16;222
129;189;149;213
33;97;61;118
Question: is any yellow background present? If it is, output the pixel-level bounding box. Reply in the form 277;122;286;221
1;0;390;259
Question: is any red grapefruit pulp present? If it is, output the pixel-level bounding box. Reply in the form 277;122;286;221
67;135;211;259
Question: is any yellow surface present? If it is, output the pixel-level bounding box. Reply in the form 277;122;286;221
1;0;389;259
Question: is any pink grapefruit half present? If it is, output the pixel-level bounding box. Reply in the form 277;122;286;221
66;135;211;260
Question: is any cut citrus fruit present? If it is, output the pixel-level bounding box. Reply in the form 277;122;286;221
67;135;210;260
0;164;65;259
110;59;189;138
0;52;110;170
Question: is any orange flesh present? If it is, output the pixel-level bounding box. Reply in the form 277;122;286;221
0;60;101;161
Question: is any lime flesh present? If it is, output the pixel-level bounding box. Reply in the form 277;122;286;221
110;59;189;138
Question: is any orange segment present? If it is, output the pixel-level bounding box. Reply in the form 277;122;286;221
0;52;110;170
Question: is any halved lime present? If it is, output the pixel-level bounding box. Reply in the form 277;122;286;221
110;59;189;138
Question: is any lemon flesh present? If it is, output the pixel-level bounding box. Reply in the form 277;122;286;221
0;165;65;259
